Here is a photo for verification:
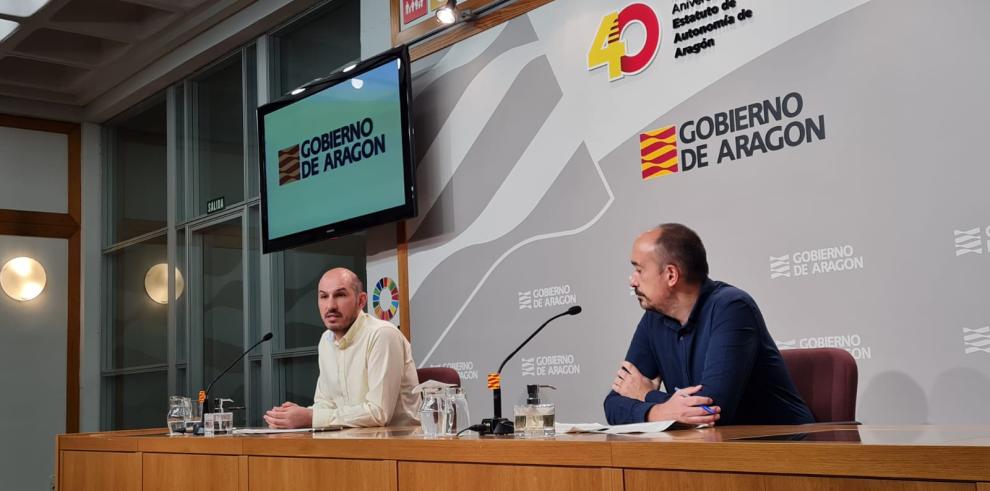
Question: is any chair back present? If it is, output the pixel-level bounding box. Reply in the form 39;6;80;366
416;367;461;386
780;348;858;423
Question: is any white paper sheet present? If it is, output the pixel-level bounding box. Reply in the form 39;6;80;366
555;420;675;434
232;426;342;435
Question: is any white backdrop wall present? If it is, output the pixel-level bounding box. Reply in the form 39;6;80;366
406;0;990;425
0;126;68;213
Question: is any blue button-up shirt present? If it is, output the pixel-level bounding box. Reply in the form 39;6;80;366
604;278;814;425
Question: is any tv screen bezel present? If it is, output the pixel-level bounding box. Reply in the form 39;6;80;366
257;45;416;254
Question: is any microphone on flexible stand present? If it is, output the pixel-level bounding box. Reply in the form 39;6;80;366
193;332;273;435
478;306;582;435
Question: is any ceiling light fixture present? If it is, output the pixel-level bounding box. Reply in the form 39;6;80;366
412;0;513;46
0;257;46;302
0;19;19;44
0;0;51;18
436;0;457;25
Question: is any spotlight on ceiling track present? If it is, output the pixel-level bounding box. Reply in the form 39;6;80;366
436;0;457;25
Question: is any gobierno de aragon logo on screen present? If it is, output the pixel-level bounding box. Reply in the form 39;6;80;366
587;2;661;82
277;117;387;186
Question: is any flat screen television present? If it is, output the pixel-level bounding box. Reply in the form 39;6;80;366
257;46;416;253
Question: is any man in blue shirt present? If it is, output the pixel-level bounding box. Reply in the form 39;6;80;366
604;224;813;426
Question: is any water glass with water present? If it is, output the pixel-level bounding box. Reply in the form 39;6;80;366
418;387;443;437
186;399;200;434
215;412;233;435
203;412;216;436
167;396;192;435
443;387;471;434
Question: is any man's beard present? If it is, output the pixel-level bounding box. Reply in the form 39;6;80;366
636;291;664;314
325;312;357;332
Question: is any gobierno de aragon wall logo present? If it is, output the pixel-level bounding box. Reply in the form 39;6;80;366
587;2;661;82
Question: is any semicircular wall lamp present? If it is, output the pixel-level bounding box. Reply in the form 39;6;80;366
0;256;47;301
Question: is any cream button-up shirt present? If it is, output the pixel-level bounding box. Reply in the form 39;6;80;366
311;311;420;428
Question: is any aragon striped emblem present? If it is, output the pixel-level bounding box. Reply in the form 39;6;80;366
640;125;678;180
487;372;501;390
278;144;301;185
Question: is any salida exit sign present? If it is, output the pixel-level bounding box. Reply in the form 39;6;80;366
402;0;426;23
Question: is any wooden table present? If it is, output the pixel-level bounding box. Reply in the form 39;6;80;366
56;424;990;490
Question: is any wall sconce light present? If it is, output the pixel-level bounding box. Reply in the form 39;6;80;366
145;263;185;305
0;256;47;301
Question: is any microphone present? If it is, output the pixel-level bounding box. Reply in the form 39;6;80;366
193;332;273;435
480;306;583;435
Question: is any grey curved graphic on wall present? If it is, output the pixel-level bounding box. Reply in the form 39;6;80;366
411;55;562;242
412;18;540;165
408;0;990;424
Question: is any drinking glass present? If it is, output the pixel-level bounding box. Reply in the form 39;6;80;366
167;396;192;435
216;412;233;435
203;413;217;436
443;387;471;434
513;405;531;438
186;399;201;434
535;403;555;437
418;388;443;437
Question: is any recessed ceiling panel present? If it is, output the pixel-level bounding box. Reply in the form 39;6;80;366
0;55;89;90
15;28;128;67
51;0;172;27
0;0;257;107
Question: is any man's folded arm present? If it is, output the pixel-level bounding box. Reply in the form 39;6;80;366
604;316;667;424
606;390;664;424
697;299;760;421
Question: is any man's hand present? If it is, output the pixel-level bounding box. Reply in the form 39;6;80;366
264;401;314;429
647;385;720;425
611;361;661;401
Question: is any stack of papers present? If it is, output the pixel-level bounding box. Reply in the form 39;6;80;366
232;426;342;435
555;420;675;434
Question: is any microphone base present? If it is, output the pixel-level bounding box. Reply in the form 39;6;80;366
192;423;205;436
479;417;514;435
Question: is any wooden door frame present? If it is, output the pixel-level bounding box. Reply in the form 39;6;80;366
0;113;82;433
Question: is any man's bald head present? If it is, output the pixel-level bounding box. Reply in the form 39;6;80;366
317;268;367;338
320;267;365;295
649;223;708;286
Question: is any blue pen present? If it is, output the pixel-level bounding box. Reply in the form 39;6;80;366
674;387;716;415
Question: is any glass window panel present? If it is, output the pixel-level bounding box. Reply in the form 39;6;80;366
175;228;187;364
109;94;167;243
107;370;167;430
280;355;317;407
249;359;262;427
200;219;245;426
193;56;244;215
273;0;360;95
173;84;187;221
247;207;260;342
282;234;366;349
245;45;260;199
177;366;187;398
109;235;168;369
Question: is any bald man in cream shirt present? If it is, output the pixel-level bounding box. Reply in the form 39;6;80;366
264;268;419;428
